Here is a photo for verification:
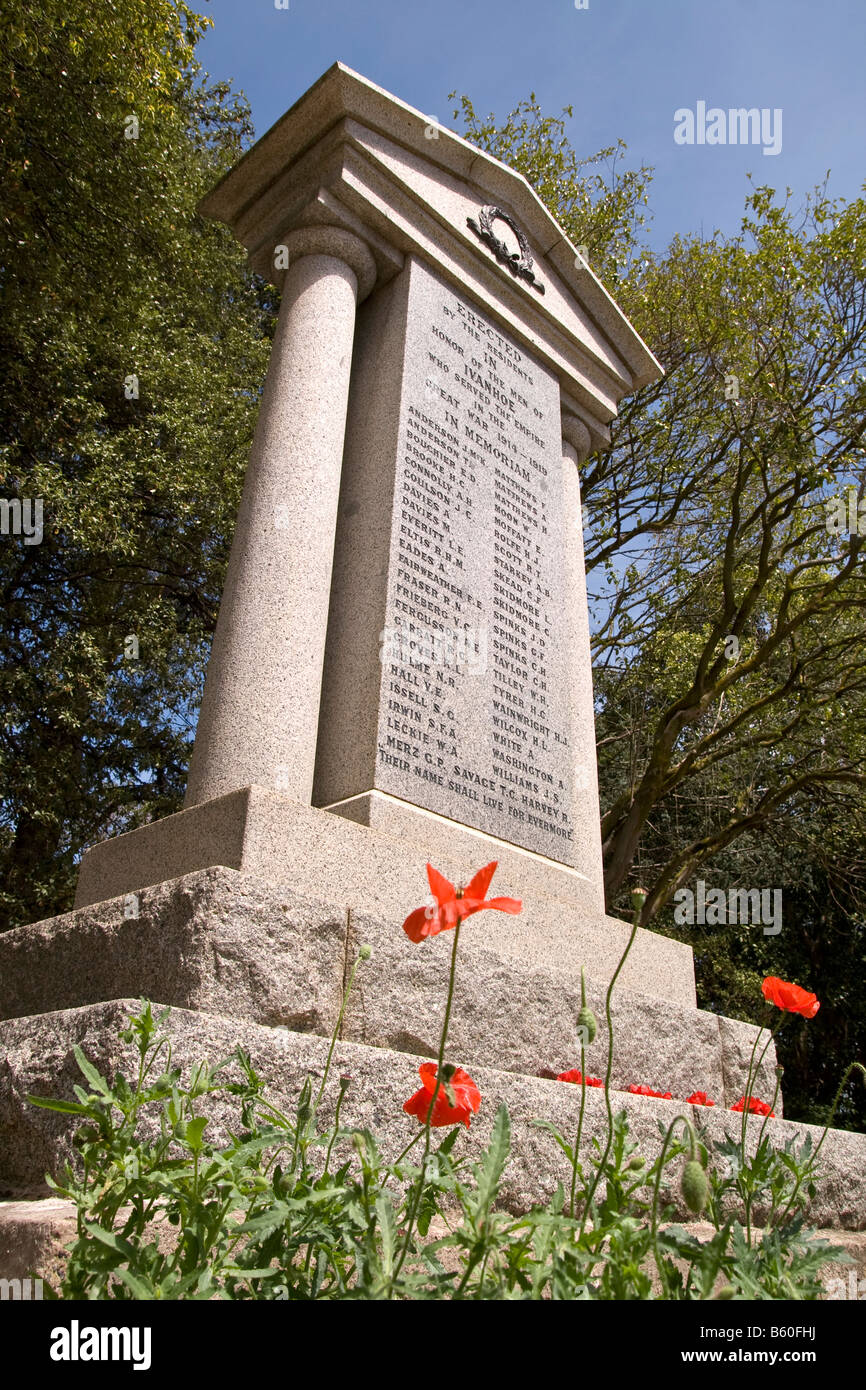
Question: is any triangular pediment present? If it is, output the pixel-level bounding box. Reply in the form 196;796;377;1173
200;62;662;447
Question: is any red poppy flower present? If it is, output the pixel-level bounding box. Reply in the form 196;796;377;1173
402;1062;481;1128
401;861;522;943
761;976;820;1019
685;1091;715;1107
557;1068;604;1087
730;1095;775;1117
628;1084;673;1099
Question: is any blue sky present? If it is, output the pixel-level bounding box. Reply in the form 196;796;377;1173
196;0;865;255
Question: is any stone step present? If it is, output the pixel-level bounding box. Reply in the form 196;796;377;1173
0;867;778;1108
1;1000;862;1229
70;787;697;1005
0;1199;77;1293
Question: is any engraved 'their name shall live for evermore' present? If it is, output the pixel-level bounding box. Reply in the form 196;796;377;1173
376;263;577;864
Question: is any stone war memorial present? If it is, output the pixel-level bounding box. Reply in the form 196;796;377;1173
1;63;864;1269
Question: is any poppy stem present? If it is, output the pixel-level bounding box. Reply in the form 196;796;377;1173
578;901;641;1240
650;1115;694;1296
435;922;462;1088
321;1079;350;1178
314;946;369;1114
753;1065;784;1158
569;1047;587;1220
737;1017;779;1245
391;920;463;1291
811;1061;866;1168
389;1128;427;1171
739;1014;778;1163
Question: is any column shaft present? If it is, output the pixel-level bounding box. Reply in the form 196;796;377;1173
561;436;607;908
185;251;361;808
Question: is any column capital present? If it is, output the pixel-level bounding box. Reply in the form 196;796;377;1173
280;226;378;302
561;413;593;463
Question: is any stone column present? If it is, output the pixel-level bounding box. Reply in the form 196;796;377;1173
185;227;377;810
561;416;606;910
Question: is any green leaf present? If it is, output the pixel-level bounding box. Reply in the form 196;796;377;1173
26;1095;94;1116
436;1126;462;1158
183;1115;209;1153
83;1222;138;1261
234;1205;292;1238
113;1268;154;1300
376;1194;397;1279
473;1104;511;1224
73;1045;112;1097
531;1118;574;1163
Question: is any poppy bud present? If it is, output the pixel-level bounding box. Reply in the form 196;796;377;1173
681;1158;708;1215
627;1155;645;1171
358;944;372;960
439;1062;458;1108
577;1005;598;1046
577;967;598;1046
716;1285;736;1300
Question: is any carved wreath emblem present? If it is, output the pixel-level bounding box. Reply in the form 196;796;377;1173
466;205;545;294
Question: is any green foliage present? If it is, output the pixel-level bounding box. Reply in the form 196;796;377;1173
0;0;275;928
28;1001;846;1300
652;818;866;1132
589;183;866;924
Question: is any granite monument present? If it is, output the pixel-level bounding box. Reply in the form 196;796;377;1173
1;64;863;1236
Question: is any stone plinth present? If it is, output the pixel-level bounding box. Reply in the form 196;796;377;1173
0;867;779;1105
71;797;696;1001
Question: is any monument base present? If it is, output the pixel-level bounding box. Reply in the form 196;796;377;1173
1;1000;863;1229
0;866;777;1105
73;786;695;1002
321;788;604;908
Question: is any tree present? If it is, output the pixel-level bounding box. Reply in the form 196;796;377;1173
454;96;866;1127
453;94;866;929
0;0;276;929
590;190;866;925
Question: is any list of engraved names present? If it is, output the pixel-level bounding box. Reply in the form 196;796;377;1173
376;261;576;864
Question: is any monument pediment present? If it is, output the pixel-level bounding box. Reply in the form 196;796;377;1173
200;62;662;452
